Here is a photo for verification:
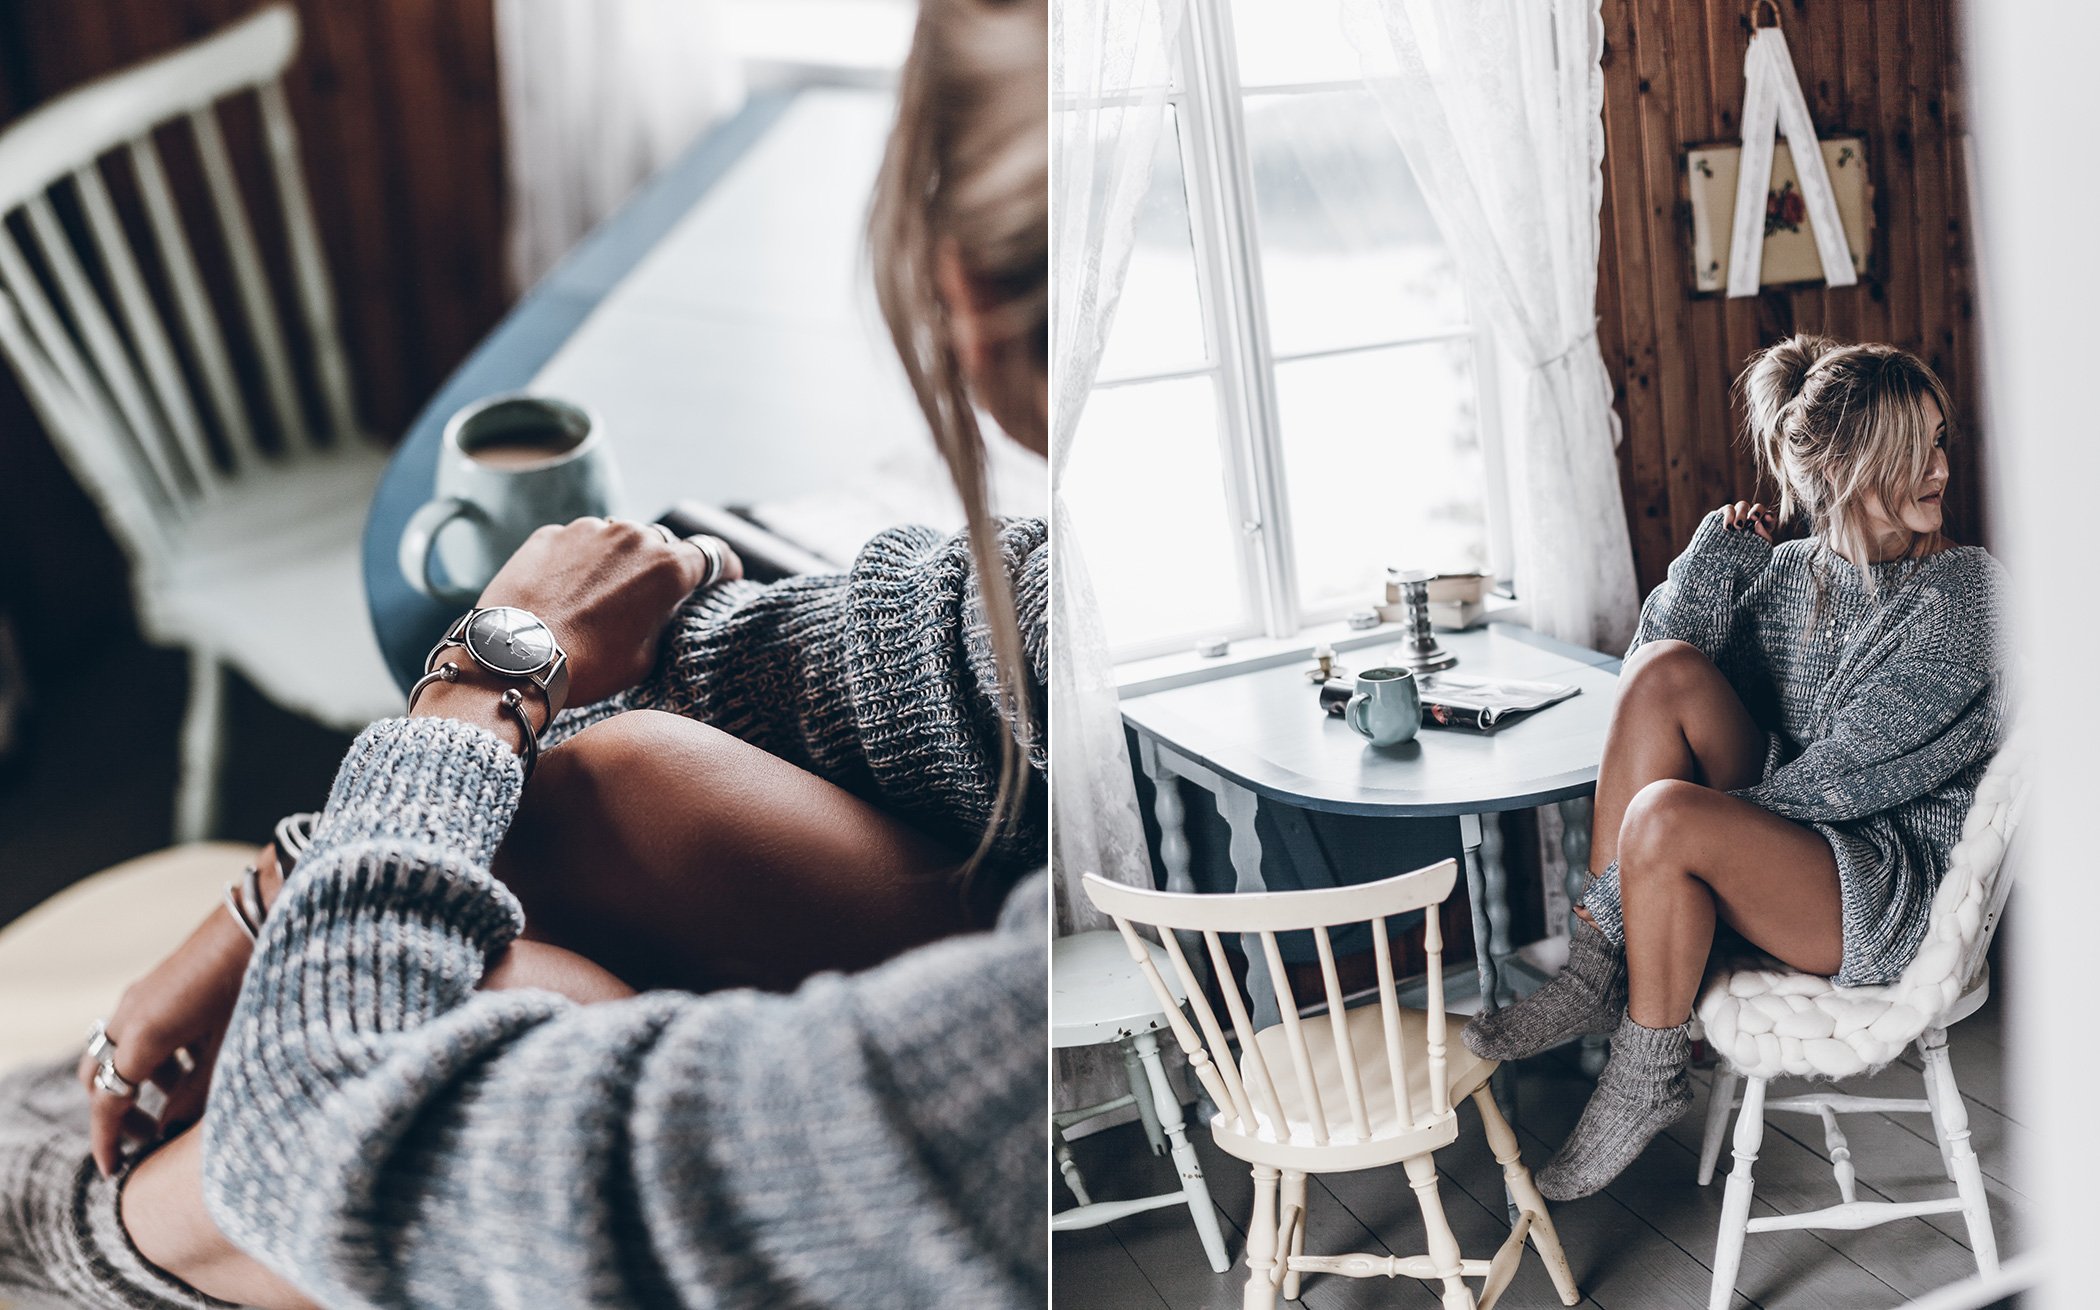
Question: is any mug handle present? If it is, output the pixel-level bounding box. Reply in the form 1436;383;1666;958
1345;691;1373;738
398;497;489;604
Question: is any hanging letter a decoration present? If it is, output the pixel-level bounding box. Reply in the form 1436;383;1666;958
1725;20;1856;298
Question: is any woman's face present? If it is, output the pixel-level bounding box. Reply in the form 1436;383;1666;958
1857;395;1951;548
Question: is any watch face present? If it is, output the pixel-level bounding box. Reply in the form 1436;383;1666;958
465;607;556;676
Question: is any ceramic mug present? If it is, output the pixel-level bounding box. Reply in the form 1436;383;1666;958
1345;666;1422;746
398;394;624;604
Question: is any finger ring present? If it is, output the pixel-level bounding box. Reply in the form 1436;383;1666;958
685;535;724;588
84;1020;115;1063
93;1057;139;1100
650;522;680;547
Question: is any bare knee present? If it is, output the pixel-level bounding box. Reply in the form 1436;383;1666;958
1621;640;1720;702
1617;778;1707;887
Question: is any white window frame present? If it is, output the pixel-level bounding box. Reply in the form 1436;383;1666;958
1086;1;1514;665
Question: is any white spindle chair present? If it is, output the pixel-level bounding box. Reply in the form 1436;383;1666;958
1084;861;1580;1310
0;5;398;840
1693;744;2027;1309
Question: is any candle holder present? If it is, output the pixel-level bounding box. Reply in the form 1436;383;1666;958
1388;568;1457;673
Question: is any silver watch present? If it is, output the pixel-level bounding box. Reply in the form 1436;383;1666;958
424;605;571;722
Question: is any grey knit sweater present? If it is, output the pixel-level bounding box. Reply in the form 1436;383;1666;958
1582;508;2005;985
0;521;1048;1310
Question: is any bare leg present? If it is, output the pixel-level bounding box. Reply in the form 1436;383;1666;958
1617;781;1842;1026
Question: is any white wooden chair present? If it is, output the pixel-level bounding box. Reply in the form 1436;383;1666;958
1084;861;1580;1310
1693;744;2027;1310
0;5;399;841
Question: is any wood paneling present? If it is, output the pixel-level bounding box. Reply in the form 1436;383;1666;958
1598;0;1983;591
0;0;509;672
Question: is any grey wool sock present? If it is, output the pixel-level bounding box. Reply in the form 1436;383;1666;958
1535;1015;1694;1201
0;1061;231;1309
1462;913;1626;1062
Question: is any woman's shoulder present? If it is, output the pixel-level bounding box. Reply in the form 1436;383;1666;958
1895;545;2007;664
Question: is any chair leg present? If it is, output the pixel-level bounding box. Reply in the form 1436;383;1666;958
1404;1154;1477;1310
1698;1068;1738;1186
175;649;226;843
1280;1170;1306;1301
1920;1028;2000;1276
1124;1038;1167;1155
1244;1164;1280;1310
1919;1043;1958;1181
1472;1088;1578;1306
1708;1075;1766;1310
1134;1031;1231;1274
1052;1124;1092;1207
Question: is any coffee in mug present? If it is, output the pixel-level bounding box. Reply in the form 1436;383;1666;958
398;394;624;604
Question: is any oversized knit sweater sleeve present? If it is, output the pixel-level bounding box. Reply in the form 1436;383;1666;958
1627;507;1775;665
545;520;1048;865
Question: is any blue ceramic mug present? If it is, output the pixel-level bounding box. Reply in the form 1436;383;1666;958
1345;666;1422;746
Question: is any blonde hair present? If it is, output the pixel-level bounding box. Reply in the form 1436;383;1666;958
868;0;1046;893
1738;334;1954;598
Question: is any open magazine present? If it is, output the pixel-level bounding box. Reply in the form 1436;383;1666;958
1416;673;1581;732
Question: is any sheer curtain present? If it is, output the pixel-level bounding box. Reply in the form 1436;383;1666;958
495;0;745;293
1050;0;1186;1110
1343;0;1637;653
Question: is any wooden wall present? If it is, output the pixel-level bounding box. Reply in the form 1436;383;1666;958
1596;0;1983;591
0;0;511;673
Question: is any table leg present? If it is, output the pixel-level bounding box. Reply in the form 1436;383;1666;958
1138;737;1196;897
1557;795;1608;1077
1461;813;1503;1018
1216;781;1278;1030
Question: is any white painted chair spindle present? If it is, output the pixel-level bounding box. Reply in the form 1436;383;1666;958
1084;862;1580;1310
0;4;401;840
1695;744;2026;1308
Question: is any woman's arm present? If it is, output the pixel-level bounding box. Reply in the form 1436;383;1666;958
1627;507;1775;663
199;717;1046;1309
549;519;1048;861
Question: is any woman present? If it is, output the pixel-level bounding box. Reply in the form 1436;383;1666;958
0;0;1049;1305
1463;335;2007;1201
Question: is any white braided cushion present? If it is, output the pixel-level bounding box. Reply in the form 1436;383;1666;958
1695;744;2024;1080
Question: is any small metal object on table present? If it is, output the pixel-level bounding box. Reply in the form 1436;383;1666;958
1122;622;1623;1189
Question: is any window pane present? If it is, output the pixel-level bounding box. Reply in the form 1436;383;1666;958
1063;376;1247;651
1095;108;1209;383
1243;89;1466;356
1275;340;1487;616
1229;0;1356;88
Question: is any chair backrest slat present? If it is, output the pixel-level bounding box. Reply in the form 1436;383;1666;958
20;196;188;507
126;134;259;468
71;164;218;496
1156;928;1255;1132
186;106;303;450
1313;925;1373;1140
1372;915;1415;1126
1085;859;1462;1157
1424;896;1449;1116
1259;931;1329;1146
256;80;356;446
1205;929;1286;1130
1107;920;1237;1123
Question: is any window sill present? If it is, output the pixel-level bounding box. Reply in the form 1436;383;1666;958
1113;593;1528;699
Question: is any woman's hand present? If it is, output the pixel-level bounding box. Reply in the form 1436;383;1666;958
1721;500;1778;544
79;846;281;1176
474;520;743;708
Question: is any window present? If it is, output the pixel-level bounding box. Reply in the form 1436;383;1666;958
1062;0;1507;662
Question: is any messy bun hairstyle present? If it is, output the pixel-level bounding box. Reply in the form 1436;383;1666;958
1738;334;1954;595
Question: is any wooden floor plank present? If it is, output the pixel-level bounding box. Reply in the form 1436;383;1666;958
1058;1124;1248;1310
1051;1223;1172;1310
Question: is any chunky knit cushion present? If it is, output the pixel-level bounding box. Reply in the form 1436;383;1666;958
1696;743;2025;1081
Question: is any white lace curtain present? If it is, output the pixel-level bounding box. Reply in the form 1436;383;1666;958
1049;0;1186;936
494;0;745;293
1343;0;1637;652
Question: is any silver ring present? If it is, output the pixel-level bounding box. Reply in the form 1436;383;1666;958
94;1057;138;1100
686;535;724;588
84;1020;115;1063
650;522;680;547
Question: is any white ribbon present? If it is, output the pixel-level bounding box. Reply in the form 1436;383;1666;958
1725;25;1856;298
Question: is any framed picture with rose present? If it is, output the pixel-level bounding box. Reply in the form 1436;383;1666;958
1684;135;1874;294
